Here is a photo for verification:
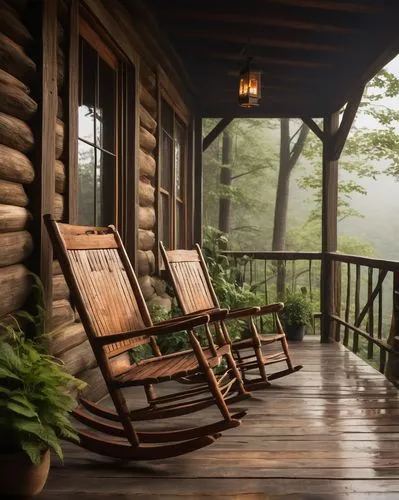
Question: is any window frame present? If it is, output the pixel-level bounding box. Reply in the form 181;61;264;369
68;9;138;266
154;80;194;275
157;90;191;256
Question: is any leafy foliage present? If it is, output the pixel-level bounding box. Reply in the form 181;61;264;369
0;323;85;465
280;290;313;328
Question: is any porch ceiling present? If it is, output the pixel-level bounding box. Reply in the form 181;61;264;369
137;0;399;117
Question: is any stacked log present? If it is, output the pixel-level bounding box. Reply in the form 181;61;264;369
137;62;172;312
138;62;157;279
0;2;35;319
46;6;109;402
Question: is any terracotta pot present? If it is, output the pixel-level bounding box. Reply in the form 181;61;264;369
0;448;50;497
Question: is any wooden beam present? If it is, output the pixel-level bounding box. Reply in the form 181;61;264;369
190;51;332;69
193;115;203;245
331;87;364;160
203;118;233;152
174;30;341;53
301;117;324;142
40;0;58;326
168;11;360;35
269;0;385;14
320;111;339;343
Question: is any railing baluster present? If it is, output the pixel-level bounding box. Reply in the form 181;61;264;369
249;258;253;290
308;259;313;302
264;259;268;304
354;264;361;353
367;267;374;360
378;270;383;340
344;262;351;347
291;260;295;292
379;347;387;374
335;262;342;342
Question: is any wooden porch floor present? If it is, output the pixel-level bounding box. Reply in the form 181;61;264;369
40;338;399;499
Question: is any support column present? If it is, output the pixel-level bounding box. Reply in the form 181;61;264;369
38;0;57;327
193;115;203;245
320;111;339;343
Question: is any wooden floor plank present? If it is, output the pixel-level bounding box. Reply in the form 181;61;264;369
41;338;399;499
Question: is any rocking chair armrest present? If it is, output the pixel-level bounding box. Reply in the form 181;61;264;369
155;308;228;326
226;306;261;319
96;314;210;346
256;302;284;315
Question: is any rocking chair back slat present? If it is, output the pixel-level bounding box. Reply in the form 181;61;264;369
163;246;219;314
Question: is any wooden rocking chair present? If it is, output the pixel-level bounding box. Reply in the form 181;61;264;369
160;243;303;392
44;216;250;460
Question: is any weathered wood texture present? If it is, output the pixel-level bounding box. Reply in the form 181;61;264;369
0;5;36;324
137;65;157;279
42;338;399;498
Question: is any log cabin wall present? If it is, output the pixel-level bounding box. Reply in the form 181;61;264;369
0;1;36;323
137;62;173;313
0;0;192;401
49;1;106;402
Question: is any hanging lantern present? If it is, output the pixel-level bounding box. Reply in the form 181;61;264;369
238;58;262;108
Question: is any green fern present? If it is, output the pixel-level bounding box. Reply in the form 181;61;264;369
0;318;86;465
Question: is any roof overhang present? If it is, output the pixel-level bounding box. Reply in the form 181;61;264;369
127;0;399;118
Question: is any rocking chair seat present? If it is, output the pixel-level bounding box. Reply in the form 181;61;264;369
232;333;286;351
114;344;231;386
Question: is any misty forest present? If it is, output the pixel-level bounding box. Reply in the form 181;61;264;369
202;58;399;369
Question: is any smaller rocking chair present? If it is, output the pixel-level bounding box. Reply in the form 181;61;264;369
160;243;303;391
44;216;249;461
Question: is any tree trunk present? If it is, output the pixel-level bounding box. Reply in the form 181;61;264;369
218;130;233;249
272;119;309;300
273;119;291;299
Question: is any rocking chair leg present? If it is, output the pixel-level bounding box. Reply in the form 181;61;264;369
254;344;270;384
280;336;294;371
190;332;232;422
145;384;157;406
225;352;250;397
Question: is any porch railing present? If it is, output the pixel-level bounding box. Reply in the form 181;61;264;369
222;250;399;378
222;251;322;334
328;252;399;376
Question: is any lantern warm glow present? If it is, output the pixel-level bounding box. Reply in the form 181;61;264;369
238;59;262;108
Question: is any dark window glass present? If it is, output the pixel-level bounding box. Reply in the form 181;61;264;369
78;36;117;227
159;99;188;249
77;141;95;225
160;193;170;248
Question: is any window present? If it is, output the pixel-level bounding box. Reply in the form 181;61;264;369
77;19;136;251
159;98;188;249
78;24;118;227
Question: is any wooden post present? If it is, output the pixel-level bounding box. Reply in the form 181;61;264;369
193;115;203;245
68;0;79;224
320;111;339;343
39;0;58;327
386;271;399;382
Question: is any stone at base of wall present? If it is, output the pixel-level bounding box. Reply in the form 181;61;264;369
147;294;172;312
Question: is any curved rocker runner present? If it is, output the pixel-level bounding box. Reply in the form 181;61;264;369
44;215;250;461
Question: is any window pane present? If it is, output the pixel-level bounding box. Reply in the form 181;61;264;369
96;150;116;226
161;99;173;136
160;193;170;248
161;132;173;191
176;201;185;248
77;140;95;225
79;38;96;144
175;120;185;199
97;57;116;152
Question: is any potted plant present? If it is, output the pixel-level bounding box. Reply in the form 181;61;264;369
0;319;85;497
280;291;313;341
